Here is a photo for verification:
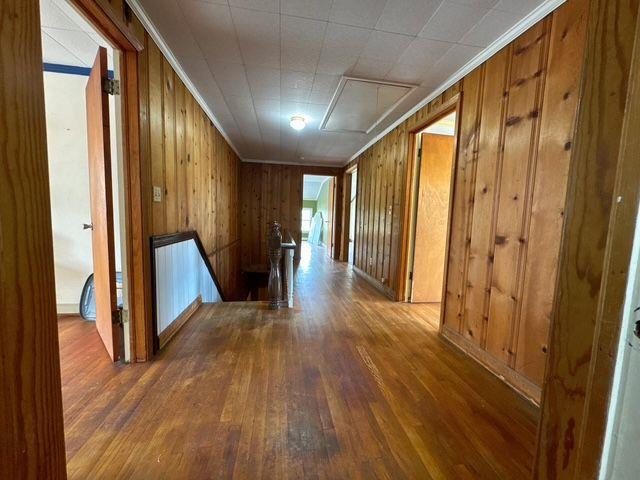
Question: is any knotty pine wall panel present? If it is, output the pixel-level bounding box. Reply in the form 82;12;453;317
116;5;242;299
239;162;344;267
352;0;588;400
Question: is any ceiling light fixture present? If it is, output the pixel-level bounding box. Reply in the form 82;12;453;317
290;115;306;131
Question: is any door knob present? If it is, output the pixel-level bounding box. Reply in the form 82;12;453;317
83;223;94;230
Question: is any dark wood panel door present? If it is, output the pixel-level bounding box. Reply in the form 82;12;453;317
86;47;120;361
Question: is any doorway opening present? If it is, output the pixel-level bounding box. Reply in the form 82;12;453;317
40;0;128;362
302;174;335;261
406;109;458;304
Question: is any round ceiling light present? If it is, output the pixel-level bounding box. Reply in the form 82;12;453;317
290;115;306;131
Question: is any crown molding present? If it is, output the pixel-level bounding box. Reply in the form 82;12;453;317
346;0;566;165
242;158;345;168
126;0;243;159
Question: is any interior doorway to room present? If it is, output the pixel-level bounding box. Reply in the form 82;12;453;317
302;175;336;258
40;0;127;361
406;110;457;303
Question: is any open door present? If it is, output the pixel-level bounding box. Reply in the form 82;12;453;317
411;132;454;303
86;47;121;361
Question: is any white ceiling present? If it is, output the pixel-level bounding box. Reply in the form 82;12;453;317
138;0;550;165
303;175;331;200
40;0;114;69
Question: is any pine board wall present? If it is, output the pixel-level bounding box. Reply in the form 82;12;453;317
117;4;242;299
239;162;343;267
352;0;588;400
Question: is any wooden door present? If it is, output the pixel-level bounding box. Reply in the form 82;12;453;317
411;133;454;303
86;47;120;361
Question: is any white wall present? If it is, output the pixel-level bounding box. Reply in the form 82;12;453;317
154;239;222;335
44;70;121;313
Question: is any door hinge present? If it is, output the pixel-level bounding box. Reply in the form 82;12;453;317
409;271;413;281
112;309;124;326
103;78;120;96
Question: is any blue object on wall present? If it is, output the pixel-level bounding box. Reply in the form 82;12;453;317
44;62;115;79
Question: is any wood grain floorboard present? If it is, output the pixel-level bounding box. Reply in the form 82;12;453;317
59;243;538;479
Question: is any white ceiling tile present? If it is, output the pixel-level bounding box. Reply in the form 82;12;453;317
209;62;252;97
311;73;340;92
182;1;242;63
418;1;491;43
360;30;413;61
375;0;442;36
448;0;499;7
396;37;453;70
50;0;96;32
431;43;483;73
44;27;100;66
231;7;280;67
282;71;315;90
228;0;279;13
40;0;77;30
322;23;371;56
349;57;395;79
385;62;427;84
308;90;333;104
494;0;543;14
41;31;84;66
329;0;387;28
246;65;281;99
281;15;326;72
281;0;333;20
281;87;311;102
316;51;359;75
460;9;520;47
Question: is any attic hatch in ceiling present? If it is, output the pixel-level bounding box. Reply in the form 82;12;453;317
320;76;416;134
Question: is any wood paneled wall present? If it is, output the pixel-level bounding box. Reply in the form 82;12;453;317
352;0;589;399
0;0;67;476
535;0;640;477
122;8;242;299
239;162;343;267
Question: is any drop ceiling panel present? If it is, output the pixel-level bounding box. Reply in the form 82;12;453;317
134;0;549;164
281;0;333;21
322;77;415;134
328;0;387;29
419;2;493;43
40;0;113;68
375;0;442;36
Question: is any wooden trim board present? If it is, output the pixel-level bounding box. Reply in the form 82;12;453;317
158;295;202;349
441;325;541;403
353;266;396;300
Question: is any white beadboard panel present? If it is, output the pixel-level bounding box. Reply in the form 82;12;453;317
154;239;222;335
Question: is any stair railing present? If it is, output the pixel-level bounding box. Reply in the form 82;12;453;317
267;221;296;309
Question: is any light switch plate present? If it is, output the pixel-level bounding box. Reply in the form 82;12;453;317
153;186;162;203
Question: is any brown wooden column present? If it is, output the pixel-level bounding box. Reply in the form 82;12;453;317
0;1;67;477
534;0;640;478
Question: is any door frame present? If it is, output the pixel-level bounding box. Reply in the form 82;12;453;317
300;166;344;261
341;164;358;264
397;94;461;308
67;0;151;361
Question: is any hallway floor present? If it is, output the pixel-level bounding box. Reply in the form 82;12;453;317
59;243;538;479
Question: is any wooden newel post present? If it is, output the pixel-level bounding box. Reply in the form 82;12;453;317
267;221;282;310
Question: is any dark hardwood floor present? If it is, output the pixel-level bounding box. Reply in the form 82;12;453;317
59;243;538;479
